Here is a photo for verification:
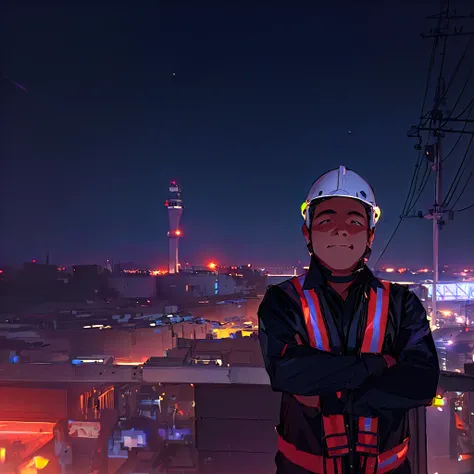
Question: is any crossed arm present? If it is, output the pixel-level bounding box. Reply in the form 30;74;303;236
258;285;439;414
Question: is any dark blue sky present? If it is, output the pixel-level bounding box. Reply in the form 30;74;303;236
1;1;473;268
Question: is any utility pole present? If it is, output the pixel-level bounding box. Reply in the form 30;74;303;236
407;1;474;329
426;78;445;330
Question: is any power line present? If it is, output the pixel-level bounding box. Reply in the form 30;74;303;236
404;162;432;216
373;218;404;269
405;1;474;328
377;36;440;265
441;132;464;162
449;150;474;210
402;37;441;217
443;133;474;207
456;203;474;212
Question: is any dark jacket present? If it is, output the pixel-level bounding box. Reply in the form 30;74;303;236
258;261;440;474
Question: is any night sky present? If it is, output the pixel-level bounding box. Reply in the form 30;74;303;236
1;2;473;268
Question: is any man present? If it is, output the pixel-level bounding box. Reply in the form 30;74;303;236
258;166;439;474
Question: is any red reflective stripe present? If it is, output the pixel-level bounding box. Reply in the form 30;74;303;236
362;456;377;474
277;434;323;473
357;417;379;455
336;391;342;399
377;437;410;474
361;288;378;352
281;344;288;356
361;281;391;353
325;435;348;449
323;415;346;436
306;289;331;352
292;278;317;348
277;434;409;474
325;457;343;474
358;417;378;433
323;415;349;457
376;282;391;353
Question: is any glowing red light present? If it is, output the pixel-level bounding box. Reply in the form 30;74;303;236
208;262;217;270
32;259;37;263
171;180;176;185
175;230;181;236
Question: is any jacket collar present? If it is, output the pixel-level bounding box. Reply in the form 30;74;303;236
302;256;383;291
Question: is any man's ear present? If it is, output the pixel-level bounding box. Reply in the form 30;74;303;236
302;224;310;244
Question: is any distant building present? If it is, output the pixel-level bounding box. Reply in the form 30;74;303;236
72;264;102;281
158;336;264;368
109;275;157;299
22;261;58;284
156;272;240;299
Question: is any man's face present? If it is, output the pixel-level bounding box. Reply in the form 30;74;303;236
308;197;370;272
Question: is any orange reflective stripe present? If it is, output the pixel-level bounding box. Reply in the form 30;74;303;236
306;289;331;351
361;281;391;353
292;276;317;348
292;276;330;351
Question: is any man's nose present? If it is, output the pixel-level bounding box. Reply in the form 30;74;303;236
331;224;349;236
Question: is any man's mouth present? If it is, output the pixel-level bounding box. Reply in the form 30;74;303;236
327;244;354;250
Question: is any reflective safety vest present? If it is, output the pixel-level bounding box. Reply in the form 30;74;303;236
276;275;409;474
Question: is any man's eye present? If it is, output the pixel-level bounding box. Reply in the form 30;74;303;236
351;220;362;226
319;219;331;225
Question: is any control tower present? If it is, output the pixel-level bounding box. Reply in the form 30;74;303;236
165;181;183;274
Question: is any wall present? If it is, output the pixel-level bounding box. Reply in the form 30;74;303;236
0;387;67;421
65;323;212;362
194;384;280;474
109;276;157;298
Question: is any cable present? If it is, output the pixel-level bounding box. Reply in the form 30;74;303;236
1;73;28;92
443;133;474;207
402;156;424;216
451;97;474;121
456;203;474;212
419;41;439;120
441;68;472;125
402;40;439;216
405;162;432;216
449;150;474;210
373;218;404;269
442;133;464;163
1;72;60;118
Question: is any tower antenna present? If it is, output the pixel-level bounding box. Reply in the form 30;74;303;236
165;181;183;274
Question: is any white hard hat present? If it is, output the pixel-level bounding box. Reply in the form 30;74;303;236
301;165;381;228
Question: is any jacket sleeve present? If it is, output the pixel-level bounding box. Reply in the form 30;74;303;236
344;288;440;416
258;285;388;396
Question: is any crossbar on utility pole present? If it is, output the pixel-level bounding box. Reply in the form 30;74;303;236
407;2;474;329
